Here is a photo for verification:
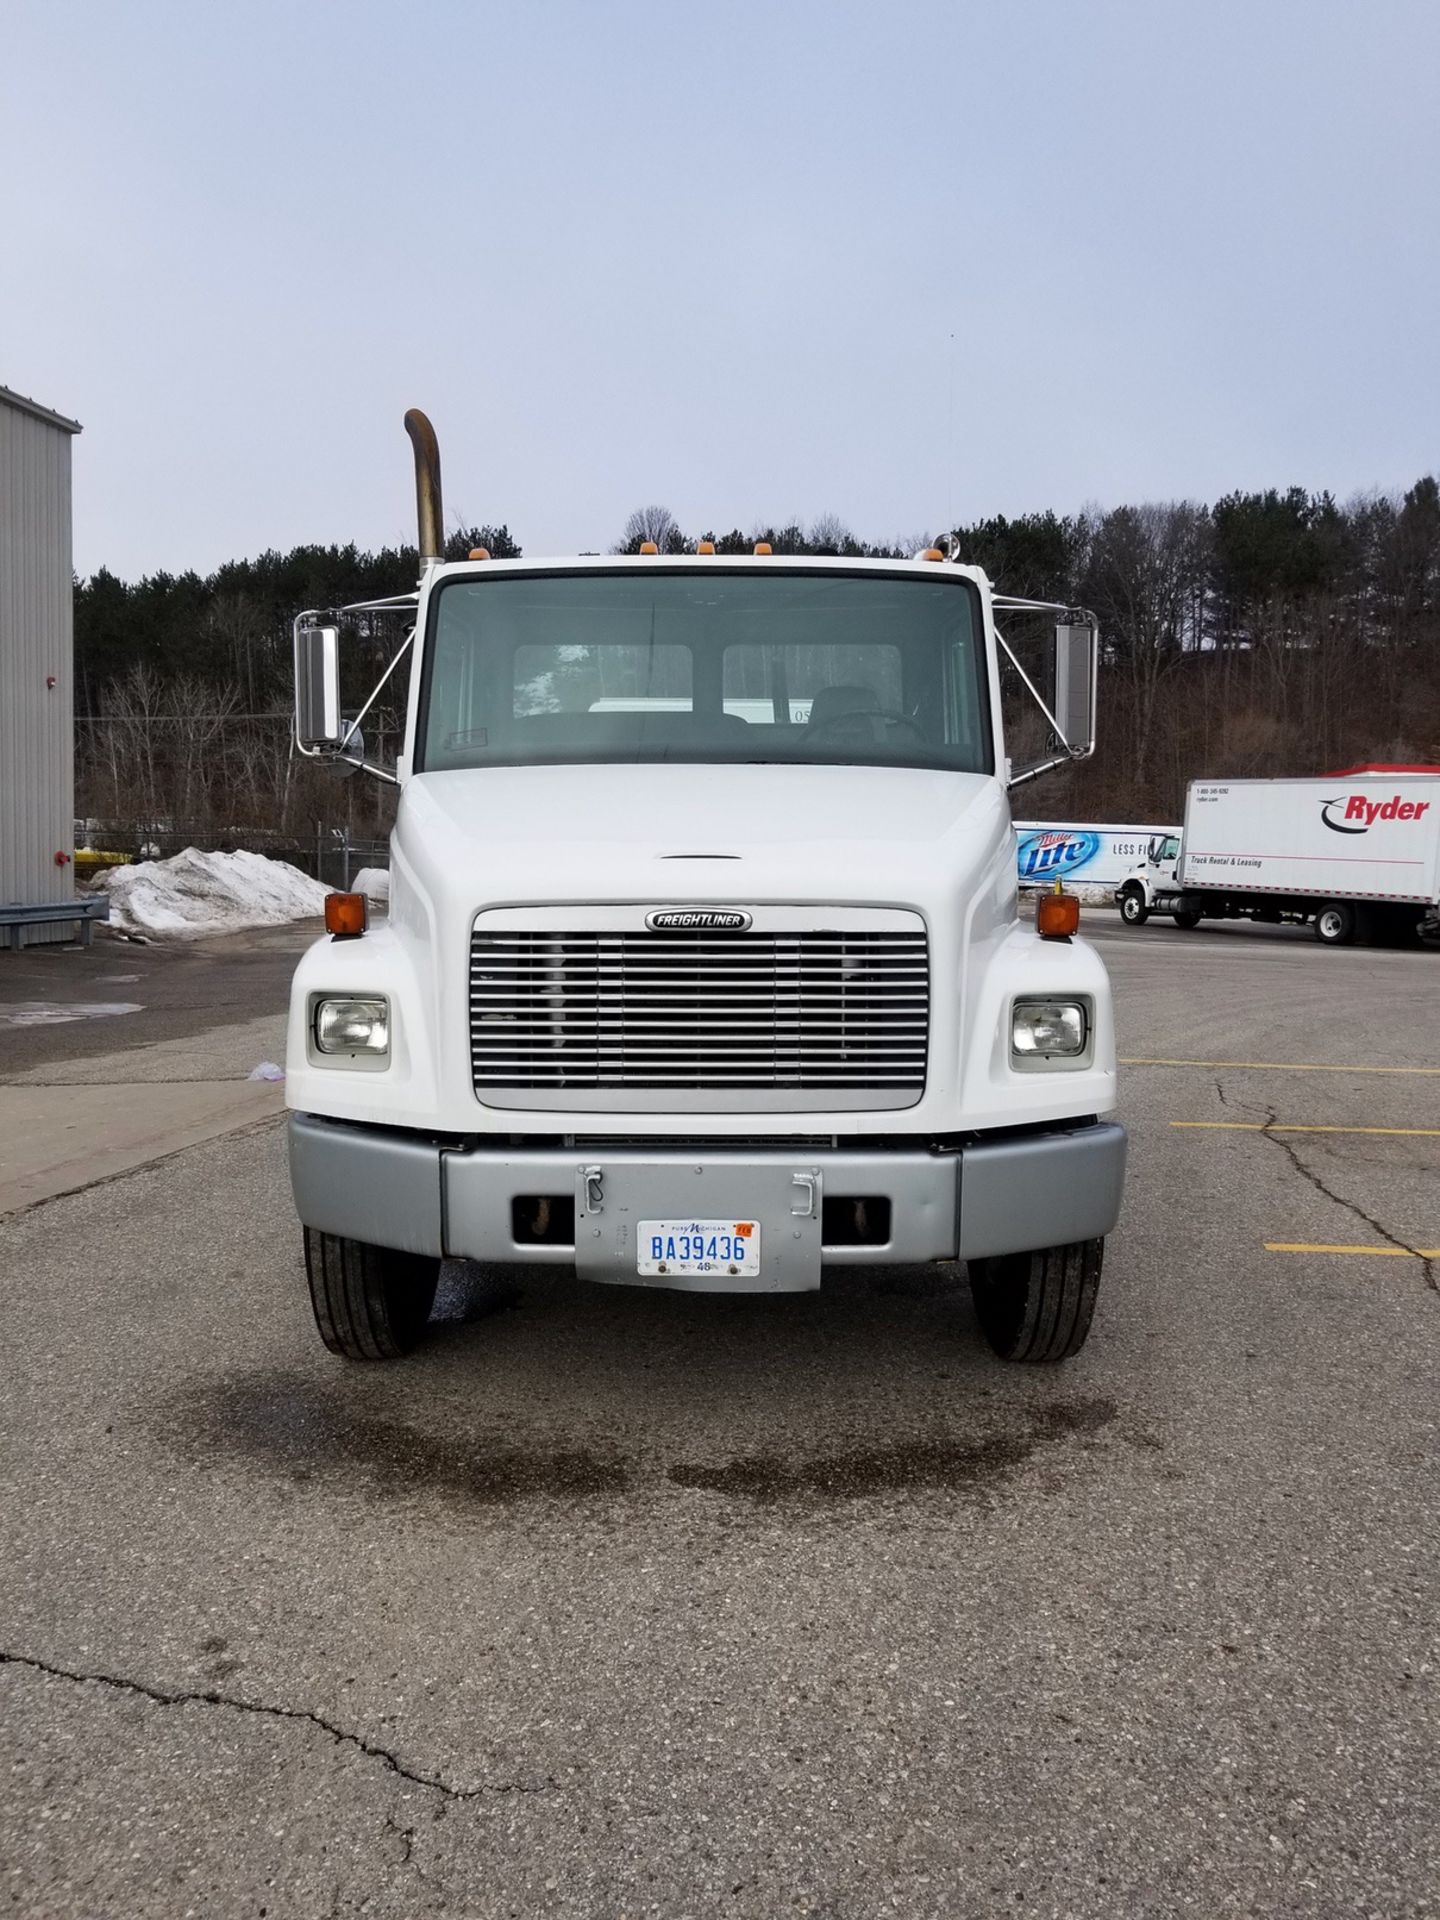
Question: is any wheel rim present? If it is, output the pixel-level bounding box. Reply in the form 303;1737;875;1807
1319;909;1344;939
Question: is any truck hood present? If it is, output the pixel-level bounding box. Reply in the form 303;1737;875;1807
394;762;1011;908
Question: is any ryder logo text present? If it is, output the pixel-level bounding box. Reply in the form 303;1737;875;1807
1321;794;1432;835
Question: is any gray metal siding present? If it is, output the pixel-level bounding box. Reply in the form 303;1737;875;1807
0;397;76;938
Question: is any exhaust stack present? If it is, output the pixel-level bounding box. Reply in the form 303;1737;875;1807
403;408;444;562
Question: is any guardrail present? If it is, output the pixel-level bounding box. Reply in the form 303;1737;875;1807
0;898;110;952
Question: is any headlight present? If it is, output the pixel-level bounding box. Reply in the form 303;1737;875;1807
314;996;390;1056
1012;998;1087;1060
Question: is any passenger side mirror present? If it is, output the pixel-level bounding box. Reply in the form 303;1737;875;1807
295;624;345;751
1053;621;1097;761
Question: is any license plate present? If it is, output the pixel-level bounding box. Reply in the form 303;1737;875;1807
637;1219;761;1278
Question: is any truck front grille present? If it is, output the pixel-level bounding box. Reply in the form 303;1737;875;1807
468;928;929;1095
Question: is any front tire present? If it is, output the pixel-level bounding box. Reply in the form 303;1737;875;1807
968;1238;1103;1362
303;1228;440;1361
1119;887;1149;926
1314;901;1357;946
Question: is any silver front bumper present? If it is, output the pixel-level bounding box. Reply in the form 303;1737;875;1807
289;1115;1126;1291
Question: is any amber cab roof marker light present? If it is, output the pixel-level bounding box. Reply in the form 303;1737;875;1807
325;893;368;939
1036;882;1080;941
467;546;491;561
753;541;772;555
697;539;716;554
920;547;945;561
639;540;660;555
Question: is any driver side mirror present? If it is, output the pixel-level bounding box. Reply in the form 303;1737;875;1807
1053;621;1097;760
295;624;345;751
995;596;1100;789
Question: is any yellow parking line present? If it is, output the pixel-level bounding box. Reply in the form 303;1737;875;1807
1265;1242;1440;1258
1172;1121;1440;1136
1123;1057;1440;1076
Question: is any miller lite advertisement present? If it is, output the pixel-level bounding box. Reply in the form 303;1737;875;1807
1015;822;1180;890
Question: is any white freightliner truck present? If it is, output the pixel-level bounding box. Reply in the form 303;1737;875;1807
1116;773;1440;945
285;413;1126;1364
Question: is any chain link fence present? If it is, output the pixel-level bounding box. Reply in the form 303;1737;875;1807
75;821;390;891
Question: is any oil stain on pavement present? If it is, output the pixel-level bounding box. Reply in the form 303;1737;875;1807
161;1371;1119;1512
165;1371;631;1506
668;1397;1117;1502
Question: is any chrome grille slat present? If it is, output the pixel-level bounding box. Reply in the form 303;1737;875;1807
469;926;929;1094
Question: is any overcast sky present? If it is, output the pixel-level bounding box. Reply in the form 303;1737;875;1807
4;0;1437;580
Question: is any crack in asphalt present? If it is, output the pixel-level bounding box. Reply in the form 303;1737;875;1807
384;1814;424;1876
1250;1101;1439;1292
382;1813;455;1895
0;1074;263;1088
0;1648;554;1802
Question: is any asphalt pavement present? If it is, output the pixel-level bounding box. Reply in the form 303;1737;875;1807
0;923;309;1213
0;922;308;1074
1;914;1436;1917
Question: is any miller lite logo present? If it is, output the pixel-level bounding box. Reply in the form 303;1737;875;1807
1016;829;1100;879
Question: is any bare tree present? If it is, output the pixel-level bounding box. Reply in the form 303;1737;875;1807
204;592;270;712
169;675;240;821
1079;502;1210;804
808;513;853;555
616;506;682;554
98;664;165;824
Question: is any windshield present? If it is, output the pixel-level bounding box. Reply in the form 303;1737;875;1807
418;569;991;773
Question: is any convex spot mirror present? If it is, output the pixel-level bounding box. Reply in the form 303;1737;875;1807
328;723;365;778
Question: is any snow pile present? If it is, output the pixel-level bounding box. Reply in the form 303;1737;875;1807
96;847;331;937
351;866;390;904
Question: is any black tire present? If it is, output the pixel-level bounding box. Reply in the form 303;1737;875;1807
1172;908;1203;930
968;1238;1103;1363
1368;906;1422;948
1118;887;1149;927
1313;901;1357;946
303;1227;440;1361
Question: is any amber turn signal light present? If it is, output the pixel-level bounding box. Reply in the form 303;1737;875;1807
325;892;368;939
1036;890;1080;940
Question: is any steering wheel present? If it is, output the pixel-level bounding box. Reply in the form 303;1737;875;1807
801;707;926;746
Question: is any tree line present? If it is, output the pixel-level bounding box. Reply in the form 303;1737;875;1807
73;480;1440;847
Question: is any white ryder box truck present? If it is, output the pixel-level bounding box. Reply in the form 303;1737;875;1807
285;412;1126;1366
1116;772;1440;945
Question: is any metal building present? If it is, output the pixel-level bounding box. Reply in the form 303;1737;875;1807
0;384;89;948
